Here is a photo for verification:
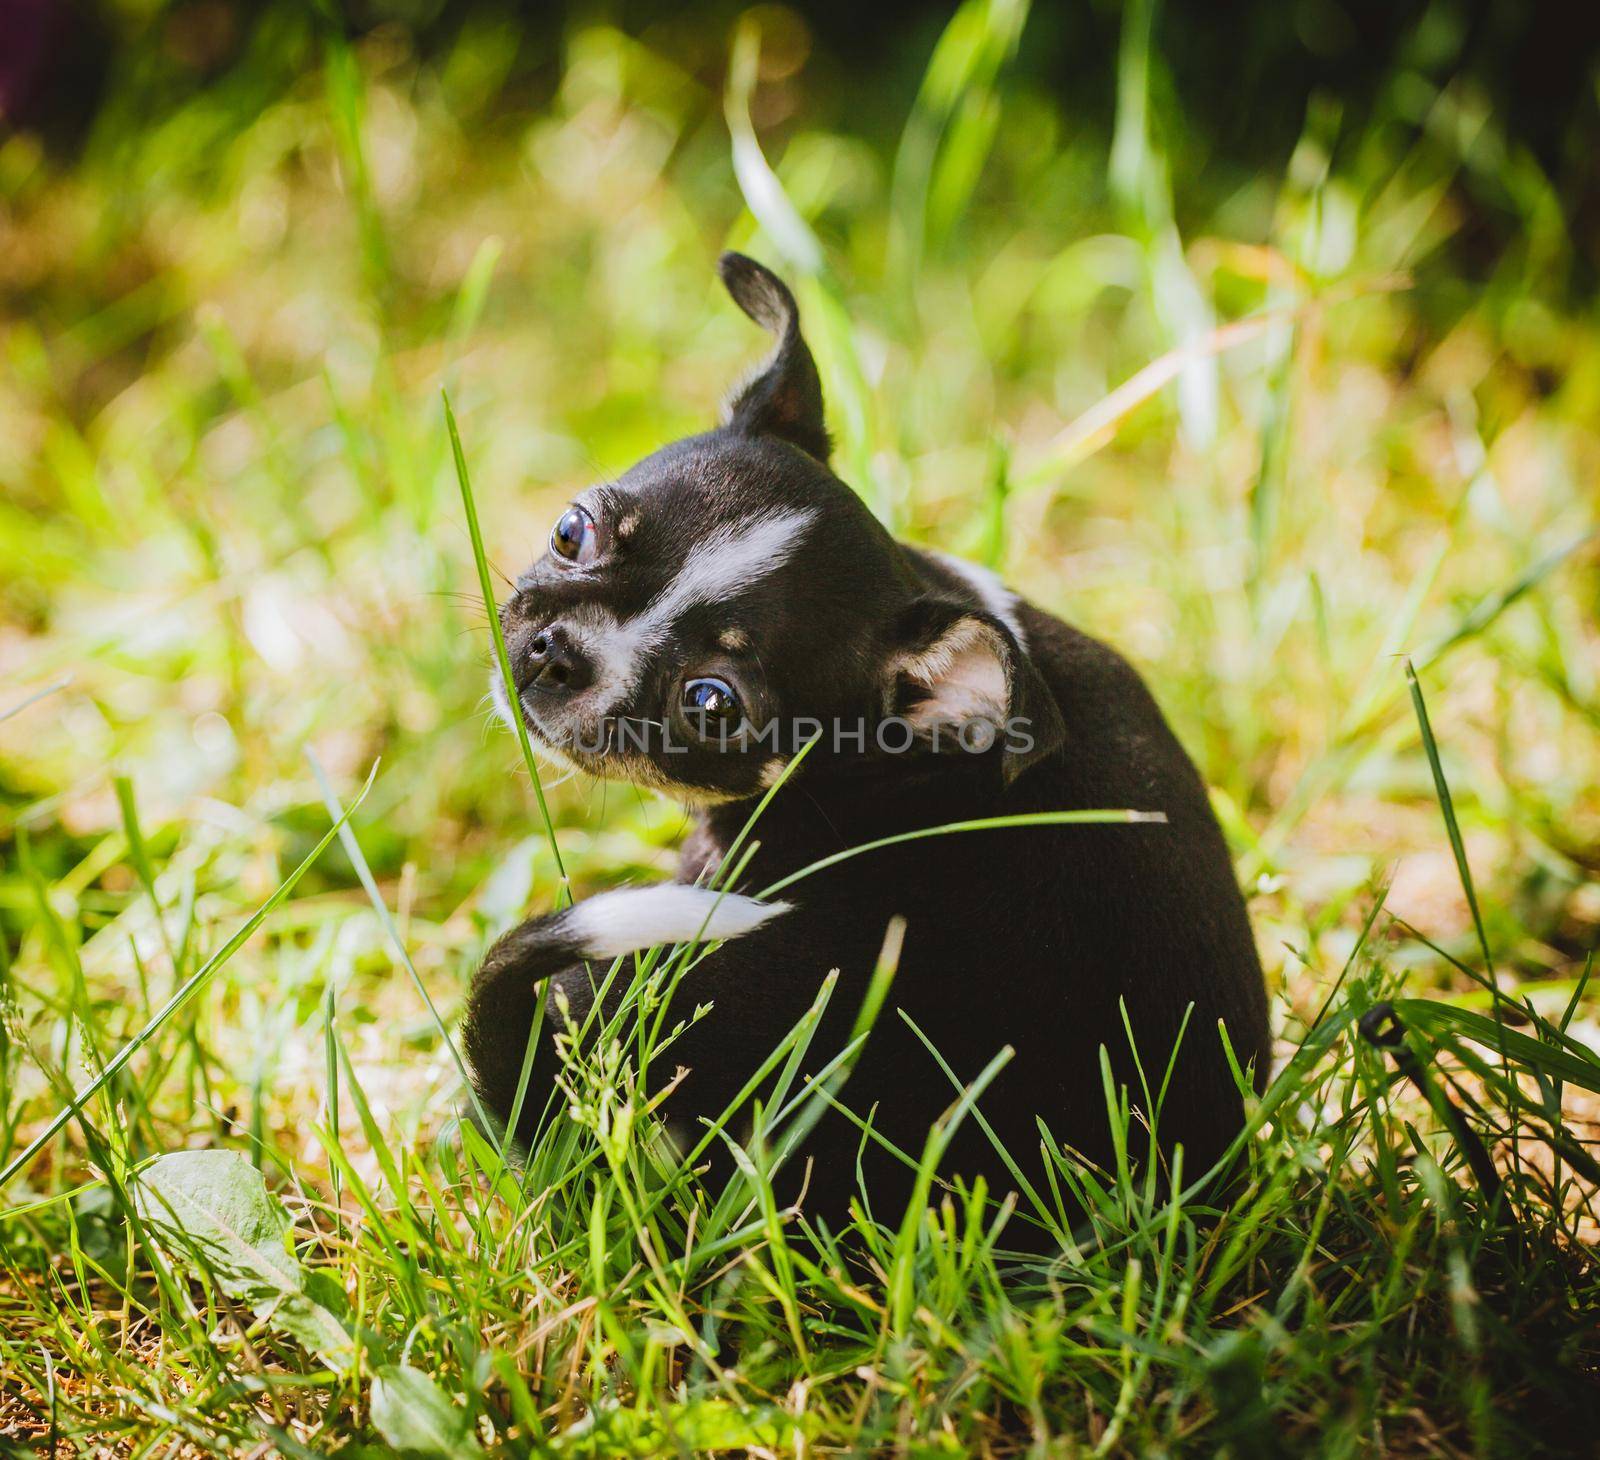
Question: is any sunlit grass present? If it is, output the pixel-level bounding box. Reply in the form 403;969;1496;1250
1;2;1597;1452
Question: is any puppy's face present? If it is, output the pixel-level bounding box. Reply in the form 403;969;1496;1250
494;430;912;799
492;255;1063;801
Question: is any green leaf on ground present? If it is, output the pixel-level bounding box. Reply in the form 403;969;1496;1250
371;1364;487;1457
135;1150;354;1371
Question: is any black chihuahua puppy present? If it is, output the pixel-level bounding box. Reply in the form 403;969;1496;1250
463;254;1269;1222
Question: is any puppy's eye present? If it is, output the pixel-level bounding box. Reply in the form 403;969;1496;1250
681;677;741;734
551;506;598;564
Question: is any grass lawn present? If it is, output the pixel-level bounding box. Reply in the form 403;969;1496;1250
2;4;1598;1454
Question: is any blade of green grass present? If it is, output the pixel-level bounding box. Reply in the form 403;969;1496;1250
0;676;70;724
757;808;1164;900
306;749;499;1148
0;764;377;1193
443;388;568;900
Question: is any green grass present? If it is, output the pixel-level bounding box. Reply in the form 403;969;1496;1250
2;4;1599;1454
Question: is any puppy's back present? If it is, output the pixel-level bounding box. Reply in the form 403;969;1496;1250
704;596;1269;1212
1003;601;1270;1165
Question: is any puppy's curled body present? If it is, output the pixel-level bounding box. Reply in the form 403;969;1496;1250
465;577;1267;1219
462;255;1270;1224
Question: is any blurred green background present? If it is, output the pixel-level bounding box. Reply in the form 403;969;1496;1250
3;0;1596;974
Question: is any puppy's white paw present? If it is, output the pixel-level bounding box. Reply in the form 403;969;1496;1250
565;885;789;961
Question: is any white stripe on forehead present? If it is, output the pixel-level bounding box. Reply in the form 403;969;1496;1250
584;507;817;712
663;508;817;613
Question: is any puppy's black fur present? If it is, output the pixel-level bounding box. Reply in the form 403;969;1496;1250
463;254;1269;1223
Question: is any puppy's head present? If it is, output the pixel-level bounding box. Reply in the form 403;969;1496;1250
492;254;1063;801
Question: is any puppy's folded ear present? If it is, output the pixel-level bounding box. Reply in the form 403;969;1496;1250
884;598;1065;786
718;252;830;462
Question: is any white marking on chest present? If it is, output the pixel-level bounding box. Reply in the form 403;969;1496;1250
588;507;816;712
928;549;1027;649
565;884;790;959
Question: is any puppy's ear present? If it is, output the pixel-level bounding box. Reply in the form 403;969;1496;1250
718;252;830;462
885;599;1064;786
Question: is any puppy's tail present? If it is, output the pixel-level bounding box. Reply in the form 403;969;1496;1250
461;886;790;1138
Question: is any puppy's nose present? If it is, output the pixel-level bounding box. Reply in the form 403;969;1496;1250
524;624;592;695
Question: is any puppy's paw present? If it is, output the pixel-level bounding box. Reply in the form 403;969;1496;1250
475;886;790;996
565;884;789;961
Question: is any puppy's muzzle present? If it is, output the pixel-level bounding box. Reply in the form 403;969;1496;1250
517;623;593;697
